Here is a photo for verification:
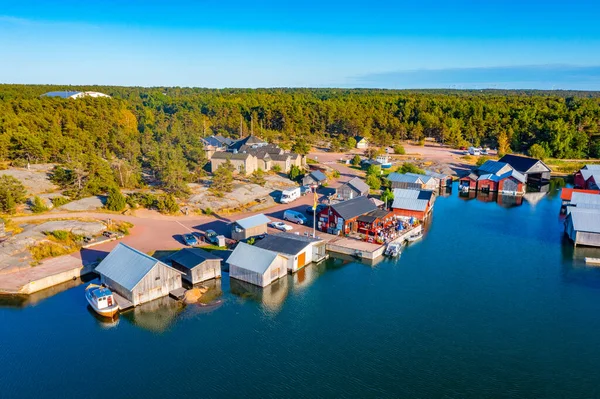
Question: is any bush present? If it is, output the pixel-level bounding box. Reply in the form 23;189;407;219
418;139;425;146
250;169;266;186
394;145;406;155
288;165;302;181
156;194;180;214
30;196;49;213
49;230;69;241
476;156;490;167
397;162;425;175
247;237;256;245
203;207;213;216
367;164;381;176
332;170;341;178
366;174;381;190
105;188;126;211
0;175;27;214
381;188;394;205
528;144;547;160
272;164;282;173
351;155;362;166
51;196;70;207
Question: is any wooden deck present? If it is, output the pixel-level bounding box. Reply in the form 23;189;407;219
169;287;187;300
113;292;134;311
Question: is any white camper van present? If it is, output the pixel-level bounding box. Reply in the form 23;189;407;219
280;187;301;204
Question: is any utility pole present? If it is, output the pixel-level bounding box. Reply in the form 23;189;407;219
251;115;254;136
239;115;243;139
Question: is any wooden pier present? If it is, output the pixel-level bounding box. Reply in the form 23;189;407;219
169;287;187;300
112;292;134;311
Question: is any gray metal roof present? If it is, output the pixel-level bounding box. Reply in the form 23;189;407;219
234;214;271;230
309;170;327;182
344;177;370;194
227;242;281;273
95;243;182;291
331;196;378;220
391;197;429;211
583;164;600;171
567;208;600;233
498;154;550;173
168;248;221;270
254;233;319;255
477;160;511;175
406;173;436;184
571;192;600;207
392;188;433;201
387;173;422;184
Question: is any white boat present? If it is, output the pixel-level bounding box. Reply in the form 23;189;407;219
85;284;119;318
384;242;402;257
406;232;423;243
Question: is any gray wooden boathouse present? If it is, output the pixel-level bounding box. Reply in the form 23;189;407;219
168;248;222;284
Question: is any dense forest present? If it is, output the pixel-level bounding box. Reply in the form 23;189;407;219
1;84;599;197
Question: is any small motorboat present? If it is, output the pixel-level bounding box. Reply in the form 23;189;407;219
384;242;402;257
85;284;119;318
406;231;423;243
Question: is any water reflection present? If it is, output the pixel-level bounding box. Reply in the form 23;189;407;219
230;276;290;314
121;296;185;333
86;306;120;329
0;276;90;309
560;238;600;289
458;190;523;208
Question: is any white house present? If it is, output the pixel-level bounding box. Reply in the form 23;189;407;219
228;242;288;287
254;233;326;273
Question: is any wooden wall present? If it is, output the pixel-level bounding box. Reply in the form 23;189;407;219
130;265;182;306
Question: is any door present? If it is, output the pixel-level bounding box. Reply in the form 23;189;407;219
298;252;306;268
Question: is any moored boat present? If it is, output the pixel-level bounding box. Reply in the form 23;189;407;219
85;284;119;318
384;242;402;257
406;231;423;243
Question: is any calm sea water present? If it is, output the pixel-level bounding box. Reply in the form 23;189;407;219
2;183;600;399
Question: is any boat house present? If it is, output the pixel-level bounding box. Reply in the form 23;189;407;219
391;188;434;220
95;243;184;306
228;242;288;287
459;160;526;195
254;232;326;273
387;173;438;191
230;213;270;241
574;165;600;190
498;154;551;184
168;248;222;285
318;196;377;235
565;207;600;247
302;170;327;187
336;177;370;201
560;188;600;207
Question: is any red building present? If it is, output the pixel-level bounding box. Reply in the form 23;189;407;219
318;196;377;236
459;160;526;195
574;165;600;189
391;188;434;220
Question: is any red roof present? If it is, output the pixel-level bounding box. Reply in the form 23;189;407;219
560;188;600;201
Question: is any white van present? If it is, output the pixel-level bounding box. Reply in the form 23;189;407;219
283;210;308;225
280;187;301;204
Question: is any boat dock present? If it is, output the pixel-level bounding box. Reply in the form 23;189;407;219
326;225;422;261
585;257;600;266
113;292;134;311
169;287;187;300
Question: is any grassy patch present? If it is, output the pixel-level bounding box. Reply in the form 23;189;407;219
306;158;318;164
1;218;24;235
30;231;83;262
148;249;179;260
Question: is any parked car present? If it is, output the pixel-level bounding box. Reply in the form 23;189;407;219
269;221;293;232
306;204;326;215
300;185;312;196
204;229;219;244
183;233;198;246
103;231;119;239
283;210;308;225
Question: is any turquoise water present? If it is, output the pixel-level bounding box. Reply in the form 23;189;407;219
3;184;600;398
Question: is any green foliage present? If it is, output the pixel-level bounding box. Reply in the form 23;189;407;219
288;165;302;181
366;174;381;190
105;188;126;211
30;196;49;213
476;156;490;167
291;140;310;155
250;169;266;186
49;230;69;241
365;148;384;159
381;188;394;204
351;154;362;166
346;137;357;149
394;144;406;155
528;144;547;160
332;169;341;178
51;196;70;207
156;193;180;214
271;164;282;173
247;237;256;245
367;164;381;176
203;207;213;216
397;162;425;175
211;159;234;194
0;175;27;214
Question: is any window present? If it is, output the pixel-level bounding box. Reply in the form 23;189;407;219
155;276;160;281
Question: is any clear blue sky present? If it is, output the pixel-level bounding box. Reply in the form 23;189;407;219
1;0;600;89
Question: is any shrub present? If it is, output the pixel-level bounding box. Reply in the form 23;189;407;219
397;162;425;175
394;145;406;155
367;164;381;176
288;165;302;181
351;155;362;166
51;196;70;207
332;170;341;178
49;230;69;241
105;188;126;211
250;169;266;186
418;139;425;146
272;164;282;173
528;144;547;160
381;188;394;205
30;196;49;213
476;156;490;167
0;175;27;214
211;159;235;194
115;221;133;235
203;207;213;216
247;237;256;245
366;174;381;190
156;194;180;214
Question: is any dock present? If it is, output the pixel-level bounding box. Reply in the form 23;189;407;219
169;287;187;300
112;292;134;311
585;257;600;266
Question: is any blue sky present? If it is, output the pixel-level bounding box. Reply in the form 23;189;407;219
1;0;600;89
